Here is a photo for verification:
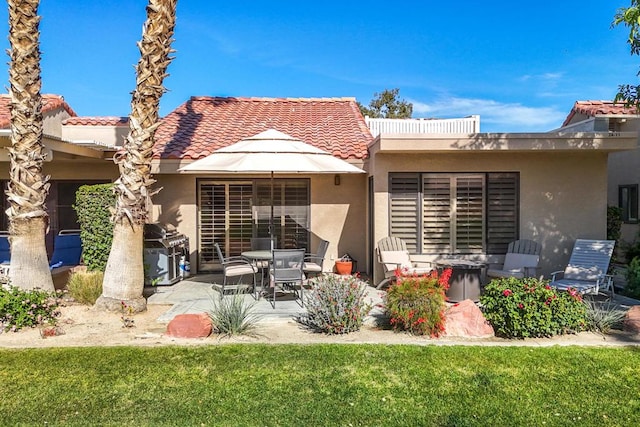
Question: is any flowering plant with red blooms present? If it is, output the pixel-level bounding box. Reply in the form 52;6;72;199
480;277;587;338
384;268;451;337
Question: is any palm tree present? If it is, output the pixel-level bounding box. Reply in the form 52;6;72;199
6;0;54;291
96;0;177;312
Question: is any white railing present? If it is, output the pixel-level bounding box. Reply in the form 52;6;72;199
366;115;480;136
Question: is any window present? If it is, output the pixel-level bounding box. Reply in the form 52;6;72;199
198;179;310;270
389;172;519;254
619;184;639;223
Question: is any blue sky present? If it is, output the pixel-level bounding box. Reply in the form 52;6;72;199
0;0;637;132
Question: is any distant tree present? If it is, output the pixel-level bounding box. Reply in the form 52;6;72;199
357;88;413;118
613;1;640;109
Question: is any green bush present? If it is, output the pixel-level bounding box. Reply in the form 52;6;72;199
623;256;640;299
209;291;262;336
480;277;587;338
607;206;623;242
297;274;371;334
0;286;62;332
74;184;116;272
67;270;104;305
384;269;451;337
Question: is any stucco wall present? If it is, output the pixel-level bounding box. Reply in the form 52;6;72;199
607;119;640;244
370;150;609;284
152;173;368;274
62;125;129;147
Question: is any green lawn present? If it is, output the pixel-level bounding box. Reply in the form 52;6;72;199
1;344;639;426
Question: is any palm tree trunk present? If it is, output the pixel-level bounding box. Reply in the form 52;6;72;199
6;0;54;291
96;0;177;312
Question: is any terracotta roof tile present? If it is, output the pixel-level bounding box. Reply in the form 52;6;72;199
562;100;639;127
0;94;76;128
63;116;129;126
154;96;373;160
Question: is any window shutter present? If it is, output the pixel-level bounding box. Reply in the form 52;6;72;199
486;173;519;254
454;175;485;253
422;174;452;253
389;173;420;252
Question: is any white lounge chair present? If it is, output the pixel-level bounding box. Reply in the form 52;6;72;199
376;236;432;289
487;239;541;280
549;239;615;296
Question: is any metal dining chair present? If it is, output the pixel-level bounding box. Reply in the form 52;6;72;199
214;243;258;297
269;248;305;309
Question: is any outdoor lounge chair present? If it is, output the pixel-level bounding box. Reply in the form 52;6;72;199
486;239;541;280
214;243;258;297
549;239;616;297
303;239;329;278
376;236;432;289
269;248;305;309
49;230;83;289
0;232;10;276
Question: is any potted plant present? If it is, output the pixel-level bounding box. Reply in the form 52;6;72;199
334;255;353;275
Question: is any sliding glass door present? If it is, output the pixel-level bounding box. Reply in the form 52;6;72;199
198;179;310;271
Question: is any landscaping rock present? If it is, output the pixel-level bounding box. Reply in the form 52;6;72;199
444;299;494;338
624;306;640;334
166;313;212;338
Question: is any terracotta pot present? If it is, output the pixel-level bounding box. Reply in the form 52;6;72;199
335;261;352;275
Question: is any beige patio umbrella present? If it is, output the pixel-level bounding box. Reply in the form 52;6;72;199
178;128;365;241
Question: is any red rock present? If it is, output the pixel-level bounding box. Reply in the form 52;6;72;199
444;299;494;338
624;306;640;334
166;313;212;338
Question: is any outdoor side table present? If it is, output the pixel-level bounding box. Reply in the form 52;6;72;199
435;259;485;303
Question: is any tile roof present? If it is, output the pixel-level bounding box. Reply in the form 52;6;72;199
562;100;639;127
0;94;76;128
153;96;373;160
63;116;129;126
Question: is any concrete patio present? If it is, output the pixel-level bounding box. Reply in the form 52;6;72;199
146;273;386;324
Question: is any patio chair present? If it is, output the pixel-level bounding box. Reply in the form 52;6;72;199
269;248;305;309
214;243;258;297
376;236;432;289
549;239;616;297
0;232;10;276
49;230;83;289
303;239;329;278
486;239;541;280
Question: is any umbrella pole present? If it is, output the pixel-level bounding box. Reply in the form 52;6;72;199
270;171;275;248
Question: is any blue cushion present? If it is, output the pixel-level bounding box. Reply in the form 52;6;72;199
0;236;9;264
49;234;82;267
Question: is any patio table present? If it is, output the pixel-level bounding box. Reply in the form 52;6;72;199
435;258;485;303
242;250;273;292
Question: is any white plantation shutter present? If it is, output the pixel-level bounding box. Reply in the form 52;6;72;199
389;174;420;252
422;175;452;253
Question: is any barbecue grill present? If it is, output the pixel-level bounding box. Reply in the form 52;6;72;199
143;223;189;285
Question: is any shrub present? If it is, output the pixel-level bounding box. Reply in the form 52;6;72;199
0;287;62;332
480;277;587;338
209;291;262;336
74;184;116;272
583;299;627;335
67;271;103;305
607;206;623;242
623;256;640;299
297;273;371;334
384;269;451;337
